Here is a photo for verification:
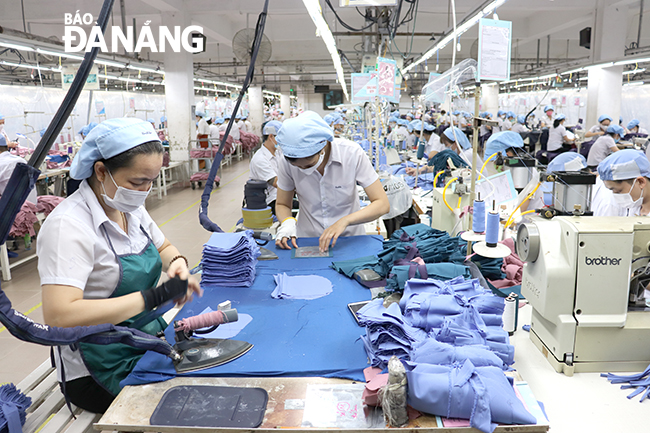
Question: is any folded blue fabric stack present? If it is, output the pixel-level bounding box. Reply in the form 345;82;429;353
271;273;333;300
404;173;435;190
201;231;261;287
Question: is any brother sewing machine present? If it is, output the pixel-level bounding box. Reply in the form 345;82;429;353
517;216;650;375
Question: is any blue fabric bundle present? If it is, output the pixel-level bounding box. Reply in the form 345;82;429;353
410;339;504;369
427;149;469;170
200;231;261;287
356;299;427;368
330;255;383;278
385;263;471;291
404;173;435;190
0;384;31;433
391;161;416;176
405;360;537;433
601;364;650;401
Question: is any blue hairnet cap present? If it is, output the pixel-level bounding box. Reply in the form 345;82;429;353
334;117;345;126
263;120;283;136
396;118;408;126
628;119;641;129
507;111;515;118
555;114;566;121
160;116;167;122
547;152;587;173
517;115;526;124
78;125;88;136
70;118;160;180
452;110;460;115
215;117;224;124
276;111;333;158
323;114;335;125
464;111;473;118
606;125;625;136
147;118;155;123
205;116;212;122
598;115;612;123
484;112;493;118
422;122;435;132
235;114;242;119
443;127;471;150
278;110;284;114
598;149;650;181
224;114;231;119
543;105;554;112
497;110;505;116
485;131;524;157
406;123;414;132
409;120;422;131
195;111;205;118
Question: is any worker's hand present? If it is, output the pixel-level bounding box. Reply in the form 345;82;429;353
319;217;349;252
405;167;417;176
167;258;203;305
275;217;298;250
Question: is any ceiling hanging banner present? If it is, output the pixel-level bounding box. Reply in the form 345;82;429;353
478;18;512;81
376;57;399;103
61;65;100;90
351;72;377;103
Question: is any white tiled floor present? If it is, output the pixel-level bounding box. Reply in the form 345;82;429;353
0;158;251;386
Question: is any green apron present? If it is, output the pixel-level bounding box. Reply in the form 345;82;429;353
78;224;165;396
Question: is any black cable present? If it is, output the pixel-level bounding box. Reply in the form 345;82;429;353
324;0;374;32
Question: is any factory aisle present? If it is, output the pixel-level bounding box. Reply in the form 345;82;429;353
0;158;251;386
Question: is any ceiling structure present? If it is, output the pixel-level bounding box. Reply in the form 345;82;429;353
0;0;647;96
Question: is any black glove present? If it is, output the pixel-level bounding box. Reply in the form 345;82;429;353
141;276;188;311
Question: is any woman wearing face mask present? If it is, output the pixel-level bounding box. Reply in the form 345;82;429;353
440;126;483;168
249;120;282;214
274;111;390;252
598;149;650;216
585;115;612;139
586;124;623;170
38;118;202;413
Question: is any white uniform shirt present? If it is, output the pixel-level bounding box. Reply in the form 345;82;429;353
276;141;379;237
37;180;165;382
492;118;504;133
208;124;221;142
459;148;483;169
588;124;605;135
480;124;491;137
219;121;240;141
592;176;625;216
503;119;513;131
197;118;210;136
511;123;529;133
424;133;444;155
237;120;247;133
245;120;253;134
547;125;569;151
249;145;278;204
587;135;617;167
0;152;37;204
540;115;554;128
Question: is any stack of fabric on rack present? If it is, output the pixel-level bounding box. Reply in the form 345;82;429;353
200;231;261;287
239;131;261;153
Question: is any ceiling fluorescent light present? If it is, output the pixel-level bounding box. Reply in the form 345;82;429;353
1;60;60;72
36;48;84;61
302;0;349;101
127;64;164;75
623;68;646;75
0;40;35;51
95;58;125;68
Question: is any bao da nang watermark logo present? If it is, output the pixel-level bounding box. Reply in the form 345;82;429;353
63;11;204;53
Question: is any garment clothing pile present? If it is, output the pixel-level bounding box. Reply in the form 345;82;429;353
200;231;261;287
271;273;333;300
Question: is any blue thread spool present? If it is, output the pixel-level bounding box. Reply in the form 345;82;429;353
416;140;426;159
486;211;500;247
473;199;486;233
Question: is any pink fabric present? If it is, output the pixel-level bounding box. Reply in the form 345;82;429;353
9;200;38;237
36;195;64;216
488;237;524;289
10;146;33;158
239;131;260;153
362;366;387;407
220;131;234;155
190;172;219;182
162;151;170;167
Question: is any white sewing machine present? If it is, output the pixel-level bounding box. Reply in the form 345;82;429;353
517;216;650;375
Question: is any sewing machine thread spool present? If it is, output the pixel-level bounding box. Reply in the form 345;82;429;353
503;294;518;335
486;210;500;247
473;195;486;234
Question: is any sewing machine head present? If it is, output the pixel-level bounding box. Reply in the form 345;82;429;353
517;216;650;374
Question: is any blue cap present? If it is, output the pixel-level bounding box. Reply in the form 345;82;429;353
334;117;345;126
628;119;641;129
205;116;212;123
276;111;333;158
507;111;515;118
160;116;167;122
40;128;46;137
70;118;160;180
78;125;88;136
278;110;284;114
463;111;473;118
598;149;650;181
236;114;242;119
517;115;526;124
443;127;471;150
406;123;414;133
555;114;566;121
396;118;408;126
0;135;6;147
598;115;612;123
195;110;205;118
606;125;625;136
484;112;492;118
544;105;554;112
263;120;283;136
147;118;155;123
547;152;587;173
452;110;461;115
484;131;524;156
214;117;224;124
497;110;505;116
422;122;435;132
224;113;231;119
409;120;422;131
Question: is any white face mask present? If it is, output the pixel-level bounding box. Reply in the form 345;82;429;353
612;179;644;210
101;169;151;213
600;123;608;131
298;151;325;176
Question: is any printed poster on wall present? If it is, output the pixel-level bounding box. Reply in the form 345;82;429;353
61;65;100;90
95;101;105;115
478;18;512;81
574;97;581;106
561;96;567;105
351;73;377;104
376;57;397;100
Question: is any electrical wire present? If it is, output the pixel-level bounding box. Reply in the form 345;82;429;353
480;152;500;174
324;0;375;32
504;181;542;228
442;176;458;212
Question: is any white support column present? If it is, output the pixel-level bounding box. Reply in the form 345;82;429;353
162;10;194;162
248;86;264;137
280;94;291;118
585;0;627;128
482;83;499;117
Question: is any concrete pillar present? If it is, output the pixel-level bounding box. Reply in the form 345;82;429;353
162;10;194;162
280;94;291;118
585;0;627;128
482;83;499;117
248;86;264;137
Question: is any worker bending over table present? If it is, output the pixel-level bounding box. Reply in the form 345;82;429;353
274;111;389;252
38;118;201;414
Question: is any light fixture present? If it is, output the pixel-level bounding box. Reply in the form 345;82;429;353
127;64;164;75
623;68;646;75
0;60;61;72
624;81;644;86
302;0;349;100
403;0;508;74
36;48;85;61
0;40;35;51
94;58;126;68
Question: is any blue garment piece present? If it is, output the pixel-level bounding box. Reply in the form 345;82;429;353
405;173;435;190
391;161;416;176
427;149;469;173
200;231;261;287
0;384;31;433
601;364;650;401
386;263;471;291
271;273;333;300
405;360;537;433
330;255;383;278
411;339;505;369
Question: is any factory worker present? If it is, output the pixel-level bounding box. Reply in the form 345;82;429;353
249;120;283;214
147;118;156;129
540;105;554;128
598;149;650;216
221;114;241;141
587;124;623;170
38;118;201;413
237;114;247;133
195;111;210;148
441;126;482;168
627;119;648;136
0;114;18;148
503;112;516;131
333;116;347;137
274;111;389;251
0;135;37;204
451;110;461;126
404;122;444;176
209;117;222;142
437;110;450;127
460;111;473;129
277;110;285;121
406;112;414;122
492;110;505;133
479;112;493;140
392;118;409;143
547;114;574;155
484;131;525;159
585;115;612;139
243;115;253;134
160;116;167;129
405;122;417;149
511;115;530;133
